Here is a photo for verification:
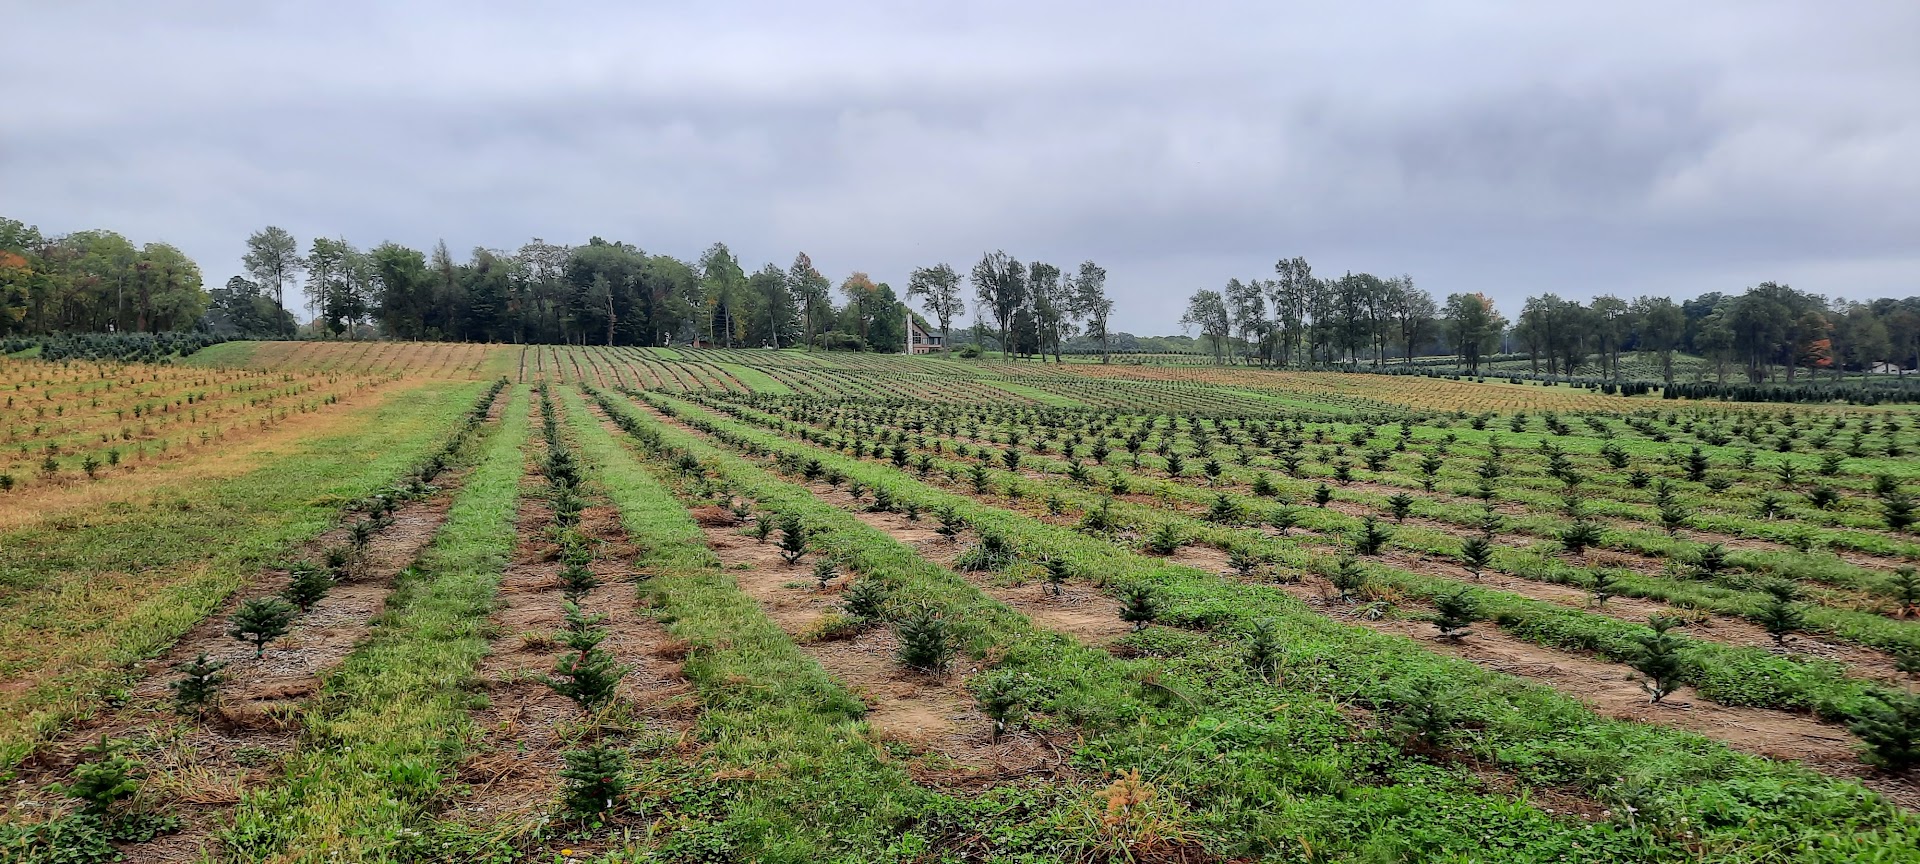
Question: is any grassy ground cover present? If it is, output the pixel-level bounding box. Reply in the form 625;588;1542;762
216;385;530;860
626;386;1920;861
0;378;489;769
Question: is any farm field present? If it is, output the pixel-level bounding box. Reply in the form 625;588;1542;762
3;342;1919;863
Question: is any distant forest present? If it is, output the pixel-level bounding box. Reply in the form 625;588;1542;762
4;216;1917;386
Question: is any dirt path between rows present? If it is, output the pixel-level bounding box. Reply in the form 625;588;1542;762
1233;564;1920;811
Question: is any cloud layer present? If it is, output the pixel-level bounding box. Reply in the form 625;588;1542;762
4;0;1915;331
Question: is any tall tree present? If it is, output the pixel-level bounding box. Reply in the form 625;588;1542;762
749;263;792;347
697;242;745;348
1444;293;1504;375
1631;295;1686;386
1068;261;1113;364
1028;261;1072;362
1269;256;1314;367
241;226;302;335
906;262;964;350
1181;289;1232;364
1388;276;1437;362
370;242;431;340
970;250;1025;360
1224;278;1266;365
786;252;831;350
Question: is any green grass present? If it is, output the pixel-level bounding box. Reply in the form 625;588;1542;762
0;379;488;769
180;340;260;366
219;386;530;861
633;387;1920;862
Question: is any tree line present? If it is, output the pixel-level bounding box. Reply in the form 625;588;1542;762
1179;259;1506;374
1182;257;1920;383
0;218;209;337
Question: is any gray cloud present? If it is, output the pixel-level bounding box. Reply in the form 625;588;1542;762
4;0;1916;332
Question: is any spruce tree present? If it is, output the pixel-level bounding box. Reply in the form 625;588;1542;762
1459;535;1493;580
777;514;808;564
1386;492;1415;523
229;597;297;658
1756;582;1805;645
1849;694;1919;774
1119;584;1159;631
1328;555;1368;602
171;653;228;715
1431;588;1480;640
282;562;332;611
1352;516;1391;556
559;744;629;815
1246;618;1281;682
895;605;953;673
1629;616;1686;704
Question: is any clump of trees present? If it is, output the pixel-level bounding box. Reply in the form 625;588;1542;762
0;217;208;337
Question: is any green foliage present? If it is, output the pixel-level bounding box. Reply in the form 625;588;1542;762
1245;618;1282;681
812;557;839;590
281;561;333;611
559;744;629;816
171;652;227;715
1458;535;1493;579
1755;583;1806;645
1629;617;1687;704
1328;555;1367;602
1312;482;1333;507
1558;517;1604;556
777;513;809;564
1143;521;1183;556
1849;693;1920;774
53;741;140;815
1118;583;1159;631
1352;515;1391;556
1430;588;1480;640
894;605;953;672
1385;491;1415;522
228;596;297;658
841;578;889;621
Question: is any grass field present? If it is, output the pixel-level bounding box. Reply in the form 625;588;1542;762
3;341;1918;863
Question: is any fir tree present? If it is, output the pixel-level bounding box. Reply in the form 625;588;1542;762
1849;694;1920;775
1352;516;1391;556
1119;584;1159;631
1328;555;1368;602
282;562;332;611
1629;616;1686;704
228;597;297;658
559;744;629;815
777;514;808;564
1459;535;1493;580
1431;588;1480;640
895;605;954;673
1386;492;1415;523
171;653;227;716
1246;618;1282;682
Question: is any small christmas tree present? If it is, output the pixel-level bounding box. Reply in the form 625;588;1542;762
282;562;332;611
1431;588;1480;640
1629;616;1686;704
171;653;228;716
1459;535;1493;580
560;744;629;815
895;605;953;673
1118;584;1159;631
229;597;297;658
1246;618;1281;682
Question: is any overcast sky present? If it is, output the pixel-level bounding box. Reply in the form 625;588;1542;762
4;1;1916;333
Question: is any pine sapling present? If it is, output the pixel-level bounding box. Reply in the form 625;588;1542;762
559;562;600;600
1042;556;1071;596
1313;482;1333;508
1849;693;1920;775
171;653;227;716
1352;516;1391;556
813;557;839;591
1629;616;1687;704
1894;566;1920;618
778;514;808;564
559;743;629;816
1246;618;1282;682
1328;555;1368;602
1589;569;1620;608
1119;584;1159;631
1431;588;1480;641
229;597;297;658
282;562;332;611
841;578;889;621
895;605;954;673
1459;535;1493;580
1756;581;1805;646
1386;492;1415;523
1144;522;1183;556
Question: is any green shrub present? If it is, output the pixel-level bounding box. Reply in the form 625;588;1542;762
228;596;297;658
